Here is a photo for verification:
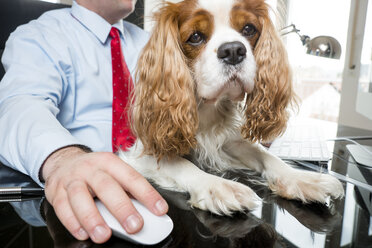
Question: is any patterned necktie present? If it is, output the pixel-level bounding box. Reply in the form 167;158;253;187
109;27;136;153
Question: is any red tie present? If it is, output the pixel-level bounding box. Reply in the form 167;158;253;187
110;27;136;153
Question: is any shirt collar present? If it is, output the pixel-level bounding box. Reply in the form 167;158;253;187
70;1;125;44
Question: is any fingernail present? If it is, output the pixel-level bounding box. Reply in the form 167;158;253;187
76;228;89;240
124;214;141;233
93;225;109;241
155;199;168;214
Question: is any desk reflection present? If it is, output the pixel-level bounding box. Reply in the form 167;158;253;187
2;177;367;248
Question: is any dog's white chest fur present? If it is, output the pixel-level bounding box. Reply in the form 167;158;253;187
193;99;244;172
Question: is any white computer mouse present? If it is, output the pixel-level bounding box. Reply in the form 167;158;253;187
95;199;173;245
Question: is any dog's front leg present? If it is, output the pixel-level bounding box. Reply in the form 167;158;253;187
223;140;344;203
119;144;260;215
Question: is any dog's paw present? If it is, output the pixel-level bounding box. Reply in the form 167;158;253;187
268;169;344;203
188;176;261;216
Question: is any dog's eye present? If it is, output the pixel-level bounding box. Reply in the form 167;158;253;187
187;32;204;45
242;24;257;38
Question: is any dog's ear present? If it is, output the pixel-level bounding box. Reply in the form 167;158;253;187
132;3;198;160
242;16;294;143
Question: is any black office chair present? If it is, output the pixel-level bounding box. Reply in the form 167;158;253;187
0;0;144;80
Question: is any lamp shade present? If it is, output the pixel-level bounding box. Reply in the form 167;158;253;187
305;36;342;59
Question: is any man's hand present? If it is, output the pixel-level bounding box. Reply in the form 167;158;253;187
41;147;168;244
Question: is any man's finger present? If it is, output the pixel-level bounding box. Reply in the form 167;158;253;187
51;189;89;240
66;180;111;244
89;170;144;234
107;159;169;216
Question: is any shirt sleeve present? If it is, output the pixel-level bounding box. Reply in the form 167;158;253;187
10;199;46;227
0;24;87;187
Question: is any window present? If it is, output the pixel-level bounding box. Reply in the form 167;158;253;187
284;0;351;122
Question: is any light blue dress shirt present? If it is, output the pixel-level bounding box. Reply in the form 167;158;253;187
0;2;149;186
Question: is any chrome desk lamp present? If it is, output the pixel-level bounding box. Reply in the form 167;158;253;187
281;24;342;59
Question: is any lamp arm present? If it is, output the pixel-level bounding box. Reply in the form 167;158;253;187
280;24;301;36
281;24;310;46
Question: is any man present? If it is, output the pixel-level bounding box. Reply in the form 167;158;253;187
0;0;168;244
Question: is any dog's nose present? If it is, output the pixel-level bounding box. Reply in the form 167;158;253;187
217;41;247;65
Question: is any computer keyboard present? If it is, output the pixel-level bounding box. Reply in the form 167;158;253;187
268;123;331;162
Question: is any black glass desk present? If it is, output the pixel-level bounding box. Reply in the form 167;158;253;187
1;124;371;248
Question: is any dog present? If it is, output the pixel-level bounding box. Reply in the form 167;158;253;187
119;0;344;215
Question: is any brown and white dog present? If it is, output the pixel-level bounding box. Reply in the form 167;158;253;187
119;0;344;215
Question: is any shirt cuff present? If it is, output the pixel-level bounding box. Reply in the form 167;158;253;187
28;129;91;187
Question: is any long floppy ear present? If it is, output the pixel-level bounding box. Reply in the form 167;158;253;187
242;16;294;143
132;3;198;160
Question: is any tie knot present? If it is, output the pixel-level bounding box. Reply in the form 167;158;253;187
109;27;120;39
